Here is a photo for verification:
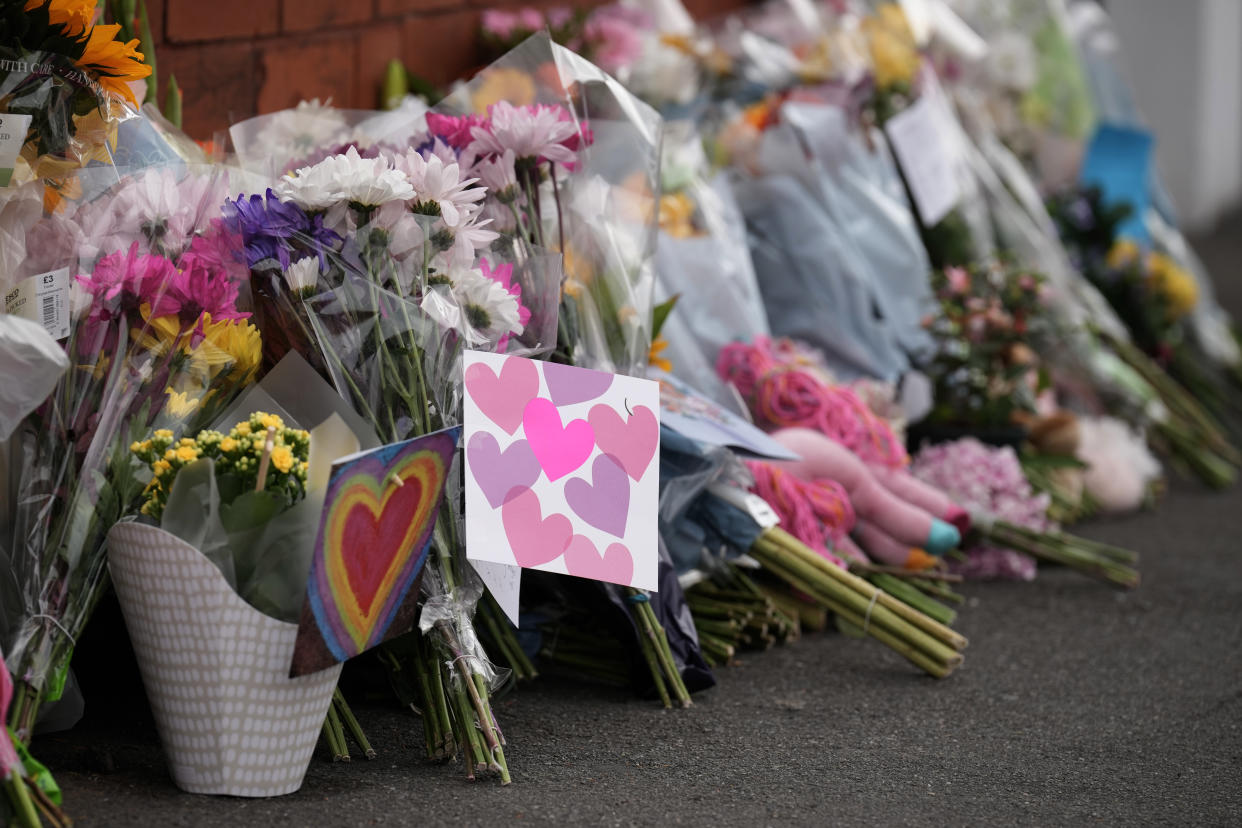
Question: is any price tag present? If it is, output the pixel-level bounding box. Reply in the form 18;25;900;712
884;93;961;226
5;267;71;340
0;113;33;187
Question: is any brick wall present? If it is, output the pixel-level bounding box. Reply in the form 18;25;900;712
145;0;755;140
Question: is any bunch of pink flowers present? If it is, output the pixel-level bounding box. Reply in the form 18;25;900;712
911;438;1051;581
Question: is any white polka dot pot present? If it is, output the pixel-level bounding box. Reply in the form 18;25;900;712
108;522;342;797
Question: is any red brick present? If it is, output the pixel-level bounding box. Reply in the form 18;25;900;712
402;10;483;86
166;0;280;43
158;41;259;140
377;0;461;17
682;0;751;19
282;0;375;33
141;0;166;46
258;36;359;115
354;25;402;109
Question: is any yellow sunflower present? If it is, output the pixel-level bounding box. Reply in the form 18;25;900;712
76;23;151;107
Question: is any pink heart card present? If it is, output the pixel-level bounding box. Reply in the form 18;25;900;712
462;352;660;594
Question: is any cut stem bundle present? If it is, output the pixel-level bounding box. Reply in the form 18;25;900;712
979;521;1140;589
748;528;967;678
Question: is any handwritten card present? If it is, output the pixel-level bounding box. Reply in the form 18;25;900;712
654;371;800;461
289;427;460;677
884;88;961;226
463;352;660;591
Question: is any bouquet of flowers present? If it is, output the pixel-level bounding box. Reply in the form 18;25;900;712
429;31;663;376
912;437;1139;588
918;262;1050;434
231;113;572;780
1;164;260;743
649;118;771;404
0;0;151;210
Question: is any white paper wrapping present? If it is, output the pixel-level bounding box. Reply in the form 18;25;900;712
107;522;340;797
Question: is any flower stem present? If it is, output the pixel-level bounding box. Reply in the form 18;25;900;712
3;773;41;828
333;688;376;760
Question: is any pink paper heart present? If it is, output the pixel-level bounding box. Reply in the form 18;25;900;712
588;404;658;481
543;360;614;406
563;535;634;585
465;357;539;435
564;454;629;537
523;397;595;481
501;488;573;568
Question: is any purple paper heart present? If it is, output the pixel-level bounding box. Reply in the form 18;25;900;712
467;433;541;509
543;361;614;406
564;454;630;537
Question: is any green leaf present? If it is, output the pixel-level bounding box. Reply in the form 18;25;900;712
651;295;679;341
219;490;283;534
163;75;182;130
138;0;157;105
1021;452;1088;471
382;59;409;110
9;731;62;805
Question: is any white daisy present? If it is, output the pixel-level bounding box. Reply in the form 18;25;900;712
276;147;414;211
283;256;320;294
395;149;486;228
78;167;227;261
451;265;523;345
252;99;349;164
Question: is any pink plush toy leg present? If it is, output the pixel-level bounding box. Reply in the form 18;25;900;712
870;465;971;535
853;520;935;570
772;428;951;552
833;534;870;565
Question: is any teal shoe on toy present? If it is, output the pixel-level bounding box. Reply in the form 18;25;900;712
925;518;961;557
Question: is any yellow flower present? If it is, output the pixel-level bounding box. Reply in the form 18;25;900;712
153;459;171;474
560;244;596;288
75;23;153;107
258;413;284;431
877;3;915;41
1107;239;1141;270
649;337;673;373
28;0;95;36
863;5;920;91
175;445;199;462
471;67;537;112
193;317;262;384
235;423;252;437
270;445;295;474
658;192;700;239
1146;253;1198;318
164;389;202;419
220;437;237;453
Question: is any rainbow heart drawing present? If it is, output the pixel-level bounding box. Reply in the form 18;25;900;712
290;427;460;677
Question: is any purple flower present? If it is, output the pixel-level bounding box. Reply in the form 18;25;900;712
226;190;340;271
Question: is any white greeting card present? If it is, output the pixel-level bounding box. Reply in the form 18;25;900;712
463;352;660;592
